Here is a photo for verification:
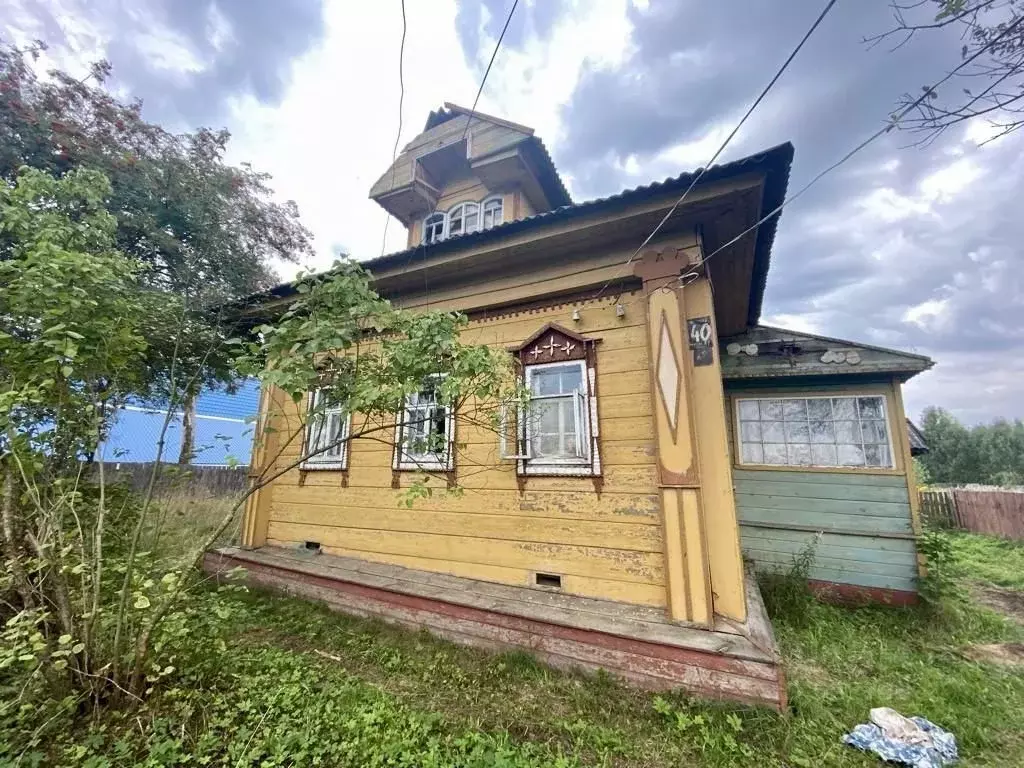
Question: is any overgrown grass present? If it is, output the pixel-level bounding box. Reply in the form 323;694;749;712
3;523;1023;767
943;531;1024;590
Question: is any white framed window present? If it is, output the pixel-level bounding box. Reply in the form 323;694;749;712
481;196;503;230
447;201;479;238
302;389;351;470
735;394;894;469
394;376;454;471
423;212;446;244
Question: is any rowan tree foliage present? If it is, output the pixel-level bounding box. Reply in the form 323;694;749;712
873;1;1024;143
918;406;1024;485
0;39;315;461
0;169;519;712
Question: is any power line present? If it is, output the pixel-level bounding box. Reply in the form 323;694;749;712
697;13;1024;273
461;0;520;143
593;0;840;302
380;0;408;257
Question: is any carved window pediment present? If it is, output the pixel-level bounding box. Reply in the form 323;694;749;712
512;323;597;365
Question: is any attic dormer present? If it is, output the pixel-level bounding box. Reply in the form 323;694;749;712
369;103;572;248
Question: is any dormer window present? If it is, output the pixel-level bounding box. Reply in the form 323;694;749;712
447;202;479;238
482;196;503;229
423;212;446;244
421;197;504;245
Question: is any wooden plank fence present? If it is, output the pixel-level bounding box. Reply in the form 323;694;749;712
920;490;959;529
99;462;248;497
920;488;1024;540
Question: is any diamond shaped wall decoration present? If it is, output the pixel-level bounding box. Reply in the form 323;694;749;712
657;317;681;433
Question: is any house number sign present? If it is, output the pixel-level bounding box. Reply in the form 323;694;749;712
687;316;714;367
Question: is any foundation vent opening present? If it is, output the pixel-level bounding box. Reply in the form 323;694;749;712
303;541;322;554
535;572;562;589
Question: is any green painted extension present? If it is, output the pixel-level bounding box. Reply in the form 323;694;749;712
733;469;919;593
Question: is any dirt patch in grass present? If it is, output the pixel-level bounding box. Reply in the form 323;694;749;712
975;584;1024;624
963;642;1024;667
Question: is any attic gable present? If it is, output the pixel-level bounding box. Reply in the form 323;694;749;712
719;325;934;382
369;103;569;226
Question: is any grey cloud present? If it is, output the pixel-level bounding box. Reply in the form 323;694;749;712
556;0;1024;423
21;0;325;126
456;0;568;70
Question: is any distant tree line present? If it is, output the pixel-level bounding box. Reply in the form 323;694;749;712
918;406;1024;487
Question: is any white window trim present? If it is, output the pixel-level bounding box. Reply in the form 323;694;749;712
480;195;504;230
512;359;600;477
734;393;896;470
301;390;351;471
393;376;454;472
446;200;480;239
422;211;446;245
421;194;505;245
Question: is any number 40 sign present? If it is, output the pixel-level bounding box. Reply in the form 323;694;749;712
687;316;714;366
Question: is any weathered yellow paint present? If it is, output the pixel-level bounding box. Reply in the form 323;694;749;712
249;298;666;607
241;386;291;548
659;490;688;619
683;279;746;621
265;521;665;585
646;288;698;479
889;380;928;577
680;488;712;625
265;539;667;607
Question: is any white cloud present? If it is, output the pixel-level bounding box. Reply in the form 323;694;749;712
918;157;983;201
902;297;951;332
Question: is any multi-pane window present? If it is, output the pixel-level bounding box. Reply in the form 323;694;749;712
303;389;350;469
524;361;589;465
396;377;453;470
736;395;893;469
423;212;446;244
481;197;503;230
447;202;479;238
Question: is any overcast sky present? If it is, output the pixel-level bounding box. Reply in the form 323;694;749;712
4;0;1023;425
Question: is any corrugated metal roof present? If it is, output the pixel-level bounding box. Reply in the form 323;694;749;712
255;142;794;326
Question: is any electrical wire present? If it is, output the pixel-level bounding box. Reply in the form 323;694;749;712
592;0;840;303
697;13;1024;273
461;0;520;144
380;0;407;257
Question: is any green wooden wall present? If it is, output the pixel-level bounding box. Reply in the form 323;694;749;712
733;468;919;593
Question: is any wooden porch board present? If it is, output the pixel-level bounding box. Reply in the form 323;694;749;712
204;545;785;709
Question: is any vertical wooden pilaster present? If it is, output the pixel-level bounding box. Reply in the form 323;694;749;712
636;244;747;625
241;385;280;549
638;247;712;626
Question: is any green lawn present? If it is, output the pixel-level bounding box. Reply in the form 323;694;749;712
3;529;1023;767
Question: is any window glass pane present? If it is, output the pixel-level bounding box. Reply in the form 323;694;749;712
807;398;832;420
785;421;810;443
787;444;812;465
810;444;838;466
783;400;807;420
740;442;763;464
762;421;785;443
834;420;860;443
838;444;865;466
809;419;835;443
832;397;856;419
864;444;890;467
763;444;788;464
739;421;762;442
738;400;760;421
861;420;887;444
530;364;581;395
530;398;578;459
736;395;892;470
858;397;884;420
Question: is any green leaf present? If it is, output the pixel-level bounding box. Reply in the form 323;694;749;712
133;595;151;609
58;634;72;645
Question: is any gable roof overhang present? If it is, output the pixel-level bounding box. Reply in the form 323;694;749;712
256;142;794;336
719;325;935;383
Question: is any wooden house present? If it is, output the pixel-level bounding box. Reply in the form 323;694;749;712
208;104;933;708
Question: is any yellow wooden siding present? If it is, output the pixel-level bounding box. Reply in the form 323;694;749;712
259;298;665;606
